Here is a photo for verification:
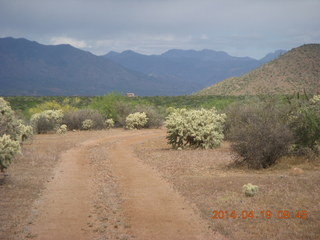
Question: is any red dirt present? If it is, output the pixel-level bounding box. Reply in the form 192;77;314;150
28;129;223;240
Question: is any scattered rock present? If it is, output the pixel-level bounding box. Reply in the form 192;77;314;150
290;167;304;175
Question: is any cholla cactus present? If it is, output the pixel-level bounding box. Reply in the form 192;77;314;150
82;119;93;130
31;109;63;134
243;183;259;197
18;122;33;141
165;108;226;149
125;112;148;130
0;134;21;172
105;118;115;129
0;97;22;141
310;95;320;104
57;124;68;134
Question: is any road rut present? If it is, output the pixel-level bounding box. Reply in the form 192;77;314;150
29;130;224;240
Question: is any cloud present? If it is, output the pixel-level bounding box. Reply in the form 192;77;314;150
50;37;88;48
0;0;319;58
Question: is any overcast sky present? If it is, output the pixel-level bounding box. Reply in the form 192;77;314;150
0;0;319;59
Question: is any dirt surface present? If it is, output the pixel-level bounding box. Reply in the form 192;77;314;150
4;129;318;240
10;129;222;240
0;131;109;240
29;143;95;240
108;131;223;240
135;135;320;240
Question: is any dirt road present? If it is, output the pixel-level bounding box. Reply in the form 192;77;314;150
29;130;223;240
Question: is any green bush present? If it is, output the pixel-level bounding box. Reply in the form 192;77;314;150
226;101;294;169
288;95;320;151
114;101;133;126
125;112;149;130
165;108;226;149
90;93;126;120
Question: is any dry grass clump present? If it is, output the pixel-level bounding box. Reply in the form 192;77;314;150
135;135;320;240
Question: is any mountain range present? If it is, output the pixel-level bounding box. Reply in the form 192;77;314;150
0;37;285;96
104;49;286;94
197;44;320;96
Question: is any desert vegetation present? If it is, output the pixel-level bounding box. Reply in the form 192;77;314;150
1;93;319;239
165;108;226;149
2;93;320;170
225;94;320;169
0;98;33;172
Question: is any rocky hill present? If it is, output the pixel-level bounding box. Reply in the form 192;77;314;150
198;44;320;96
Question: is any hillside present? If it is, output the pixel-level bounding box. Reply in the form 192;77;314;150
105;49;285;93
198;44;320;96
0;37;178;96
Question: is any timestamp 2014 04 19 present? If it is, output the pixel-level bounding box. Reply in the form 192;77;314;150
212;210;308;220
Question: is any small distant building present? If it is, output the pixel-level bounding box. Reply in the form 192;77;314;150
126;93;135;97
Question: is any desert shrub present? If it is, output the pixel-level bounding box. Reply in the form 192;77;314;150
133;105;164;128
90;93;126;120
62;109;105;130
82;119;93;130
243;183;259;197
288;95;320;151
0;134;21;172
105;119;115;129
31;110;63;134
226;101;294;169
114;102;164;128
57;124;68;134
165;108;226;149
125;112;148;130
114;101;133;126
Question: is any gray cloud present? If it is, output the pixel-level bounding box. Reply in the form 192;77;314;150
0;0;319;58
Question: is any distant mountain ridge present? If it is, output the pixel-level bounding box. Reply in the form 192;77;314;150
0;37;180;96
0;37;287;96
104;48;286;93
197;44;320;96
